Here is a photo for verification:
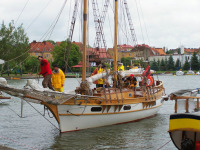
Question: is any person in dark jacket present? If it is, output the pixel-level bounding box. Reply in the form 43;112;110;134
38;56;54;90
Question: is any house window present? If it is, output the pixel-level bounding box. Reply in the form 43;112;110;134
46;54;49;57
129;53;131;56
35;53;38;56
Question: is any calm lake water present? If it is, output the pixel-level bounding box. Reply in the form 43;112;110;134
0;75;200;150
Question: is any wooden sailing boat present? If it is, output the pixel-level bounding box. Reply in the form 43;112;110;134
0;0;167;133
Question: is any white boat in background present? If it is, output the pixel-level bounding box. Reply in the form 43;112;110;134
176;70;184;76
196;72;200;75
186;70;195;75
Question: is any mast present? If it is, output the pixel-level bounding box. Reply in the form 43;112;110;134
82;0;88;81
114;0;118;85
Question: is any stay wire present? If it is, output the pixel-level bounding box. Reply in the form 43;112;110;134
0;100;21;118
46;0;68;40
15;0;30;26
156;139;171;150
135;0;145;43
138;0;150;45
25;100;60;131
26;0;52;31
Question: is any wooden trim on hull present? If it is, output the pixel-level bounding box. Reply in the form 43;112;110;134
59;103;163;116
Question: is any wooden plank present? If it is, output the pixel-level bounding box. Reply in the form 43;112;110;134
186;99;189;113
102;105;106;113
114;105;118;112
197;98;199;110
172;96;200;99
107;105;111;112
175;99;177;113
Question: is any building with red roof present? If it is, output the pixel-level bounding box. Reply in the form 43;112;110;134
29;40;54;62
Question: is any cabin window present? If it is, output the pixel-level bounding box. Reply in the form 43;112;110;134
91;107;102;112
123;105;131;110
128;93;132;97
153;102;156;106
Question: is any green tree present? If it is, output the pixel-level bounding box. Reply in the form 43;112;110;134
191;52;199;70
183;59;190;70
157;59;160;70
24;56;40;73
0;21;29;75
160;59;166;71
121;57;131;69
46;40;56;45
168;55;175;71
164;58;168;70
175;58;181;70
150;59;158;71
52;41;81;72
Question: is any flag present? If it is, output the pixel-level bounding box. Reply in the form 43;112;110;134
142;65;151;77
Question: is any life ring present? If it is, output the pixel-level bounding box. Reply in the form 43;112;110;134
146;76;153;86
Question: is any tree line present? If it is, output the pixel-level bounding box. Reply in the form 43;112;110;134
150;52;199;71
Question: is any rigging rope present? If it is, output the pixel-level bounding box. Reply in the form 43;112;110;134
0;100;22;118
135;0;145;43
15;0;30;26
25;100;60;131
156;140;171;150
26;0;52;31
138;0;150;45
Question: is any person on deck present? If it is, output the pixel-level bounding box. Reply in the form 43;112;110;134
52;64;65;92
125;74;137;89
91;64;101;88
97;65;106;87
118;62;124;71
38;56;54;90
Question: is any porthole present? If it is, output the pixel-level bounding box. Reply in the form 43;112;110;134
128;93;132;97
123;105;131;110
91;107;102;112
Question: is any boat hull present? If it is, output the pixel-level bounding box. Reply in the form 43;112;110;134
58;99;164;132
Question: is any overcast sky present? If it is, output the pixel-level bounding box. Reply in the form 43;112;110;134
0;0;200;49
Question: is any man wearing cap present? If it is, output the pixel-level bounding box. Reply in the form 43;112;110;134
52;64;65;92
38;56;54;90
125;74;137;89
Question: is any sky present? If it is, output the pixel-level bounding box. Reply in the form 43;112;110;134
0;0;200;49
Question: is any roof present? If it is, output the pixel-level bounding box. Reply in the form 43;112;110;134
184;48;199;53
151;48;166;56
87;48;111;59
29;41;54;53
117;44;133;49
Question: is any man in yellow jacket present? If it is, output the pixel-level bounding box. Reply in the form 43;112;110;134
118;62;124;71
52;64;65;92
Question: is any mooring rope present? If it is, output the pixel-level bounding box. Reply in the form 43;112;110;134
156;139;171;150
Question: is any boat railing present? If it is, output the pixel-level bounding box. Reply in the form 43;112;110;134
170;95;200;113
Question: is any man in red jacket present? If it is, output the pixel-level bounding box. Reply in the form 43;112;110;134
38;56;54;90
